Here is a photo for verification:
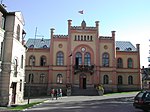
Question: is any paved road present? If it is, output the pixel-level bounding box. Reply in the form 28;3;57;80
21;93;144;112
21;98;143;112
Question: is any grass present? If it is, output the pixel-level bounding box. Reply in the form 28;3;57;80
8;101;43;111
104;91;139;96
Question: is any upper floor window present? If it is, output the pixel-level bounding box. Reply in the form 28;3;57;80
127;58;133;68
118;75;123;85
40;74;45;83
20;79;22;91
102;53;109;67
17;24;20;41
29;55;35;66
40;56;46;66
14;59;18;77
128;75;133;85
29;45;34;48
103;75;109;84
84;52;91;65
21;55;23;68
116;47;120;51
75;52;82;65
57;74;63;84
117;58;123;68
56;51;64;65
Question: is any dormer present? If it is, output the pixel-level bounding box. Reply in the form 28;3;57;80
81;20;86;29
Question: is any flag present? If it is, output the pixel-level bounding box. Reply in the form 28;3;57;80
78;10;84;14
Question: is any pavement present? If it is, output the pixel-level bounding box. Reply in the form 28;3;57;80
0;92;138;112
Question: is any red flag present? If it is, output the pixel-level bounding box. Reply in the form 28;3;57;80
78;10;83;14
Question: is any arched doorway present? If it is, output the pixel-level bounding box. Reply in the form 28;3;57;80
79;74;86;89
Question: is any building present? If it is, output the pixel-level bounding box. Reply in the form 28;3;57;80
25;20;141;96
0;4;26;106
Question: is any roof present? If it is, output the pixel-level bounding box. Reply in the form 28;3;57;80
26;39;136;51
26;38;50;48
116;41;137;51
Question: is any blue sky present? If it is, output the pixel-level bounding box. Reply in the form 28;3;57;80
3;0;150;67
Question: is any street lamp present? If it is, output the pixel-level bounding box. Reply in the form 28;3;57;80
27;27;44;104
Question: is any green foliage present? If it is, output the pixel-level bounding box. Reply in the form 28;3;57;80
8;102;42;111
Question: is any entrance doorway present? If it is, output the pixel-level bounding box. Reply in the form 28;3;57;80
79;74;86;89
11;82;17;104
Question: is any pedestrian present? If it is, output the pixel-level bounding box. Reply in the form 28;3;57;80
59;88;62;99
55;89;58;100
51;88;54;100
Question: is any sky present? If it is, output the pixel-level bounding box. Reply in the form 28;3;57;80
3;0;150;67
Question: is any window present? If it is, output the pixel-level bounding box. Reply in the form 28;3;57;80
78;35;80;40
118;75;123;85
29;55;35;66
75;52;82;65
102;53;109;67
127;58;133;68
84;52;91;65
116;47;120;51
20;79;22;91
17;24;20;41
57;74;63;83
117;58;123;68
29;45;34;48
56;51;64;65
40;74;45;83
43;45;47;48
75;35;77;40
14;59;18;77
40;56;46;66
103;75;109;84
128;76;133;85
90;36;93;41
21;55;23;68
28;74;34;83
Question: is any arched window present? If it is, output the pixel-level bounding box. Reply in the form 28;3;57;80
103;75;109;84
40;74;45;83
56;51;64;65
117;58;123;68
84;52;91;65
21;55;23;68
40;56;46;66
17;24;20;41
102;53;109;67
128;76;133;85
28;73;34;83
75;52;82;65
14;59;18;77
118;75;123;85
57;74;63;84
29;55;35;66
128;58;133;68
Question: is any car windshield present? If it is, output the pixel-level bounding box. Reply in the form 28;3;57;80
136;92;144;98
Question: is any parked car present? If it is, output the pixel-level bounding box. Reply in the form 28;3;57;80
133;90;150;112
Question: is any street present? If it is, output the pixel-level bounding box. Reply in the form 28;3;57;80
22;96;144;112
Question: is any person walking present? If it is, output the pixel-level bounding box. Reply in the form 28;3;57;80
51;88;54;100
55;89;58;100
59;89;62;99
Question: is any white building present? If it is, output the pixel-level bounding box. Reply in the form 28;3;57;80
0;4;26;106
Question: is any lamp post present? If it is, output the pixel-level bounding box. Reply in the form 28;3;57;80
27;27;44;104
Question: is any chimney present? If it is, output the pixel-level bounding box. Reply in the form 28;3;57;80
95;21;99;28
111;31;116;38
50;28;55;38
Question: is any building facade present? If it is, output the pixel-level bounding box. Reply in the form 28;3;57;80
25;20;141;96
0;4;26;106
